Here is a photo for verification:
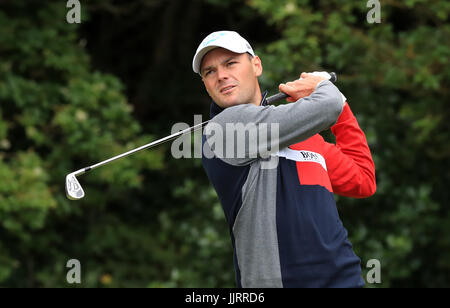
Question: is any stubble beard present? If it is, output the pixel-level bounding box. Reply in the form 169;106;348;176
214;86;258;108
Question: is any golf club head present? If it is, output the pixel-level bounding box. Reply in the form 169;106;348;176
65;173;85;200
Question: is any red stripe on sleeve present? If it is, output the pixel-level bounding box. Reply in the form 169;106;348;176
324;103;376;198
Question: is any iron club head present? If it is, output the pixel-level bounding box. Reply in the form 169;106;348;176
65;172;85;200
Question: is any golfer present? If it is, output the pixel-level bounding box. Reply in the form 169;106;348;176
194;31;376;288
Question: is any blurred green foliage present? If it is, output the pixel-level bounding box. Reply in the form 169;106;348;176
0;0;449;287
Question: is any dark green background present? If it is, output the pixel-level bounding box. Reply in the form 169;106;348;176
0;0;448;287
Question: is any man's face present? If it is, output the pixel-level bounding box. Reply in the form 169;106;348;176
200;48;263;108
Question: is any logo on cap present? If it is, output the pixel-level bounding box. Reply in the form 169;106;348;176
201;32;226;48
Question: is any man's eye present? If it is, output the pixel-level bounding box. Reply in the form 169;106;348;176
204;70;212;77
227;61;237;66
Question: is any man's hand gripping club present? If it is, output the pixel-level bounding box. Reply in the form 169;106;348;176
279;72;328;102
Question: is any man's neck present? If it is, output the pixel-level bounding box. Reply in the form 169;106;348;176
251;89;263;106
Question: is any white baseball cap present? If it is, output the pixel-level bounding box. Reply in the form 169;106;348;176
192;31;255;74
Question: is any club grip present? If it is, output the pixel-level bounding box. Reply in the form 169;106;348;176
266;72;337;105
266;92;289;104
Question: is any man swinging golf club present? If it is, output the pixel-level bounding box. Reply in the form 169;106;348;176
195;31;376;288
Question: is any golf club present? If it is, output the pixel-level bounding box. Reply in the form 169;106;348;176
65;72;337;200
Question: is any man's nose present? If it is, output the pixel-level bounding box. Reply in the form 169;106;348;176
216;66;229;81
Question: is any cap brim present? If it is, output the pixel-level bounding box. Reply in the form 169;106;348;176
193;44;254;74
193;45;220;74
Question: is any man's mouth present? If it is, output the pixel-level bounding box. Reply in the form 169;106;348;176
220;85;236;94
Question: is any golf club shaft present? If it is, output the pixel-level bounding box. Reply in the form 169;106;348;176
74;121;208;176
74;72;337;176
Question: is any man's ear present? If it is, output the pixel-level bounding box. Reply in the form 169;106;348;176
252;56;263;77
